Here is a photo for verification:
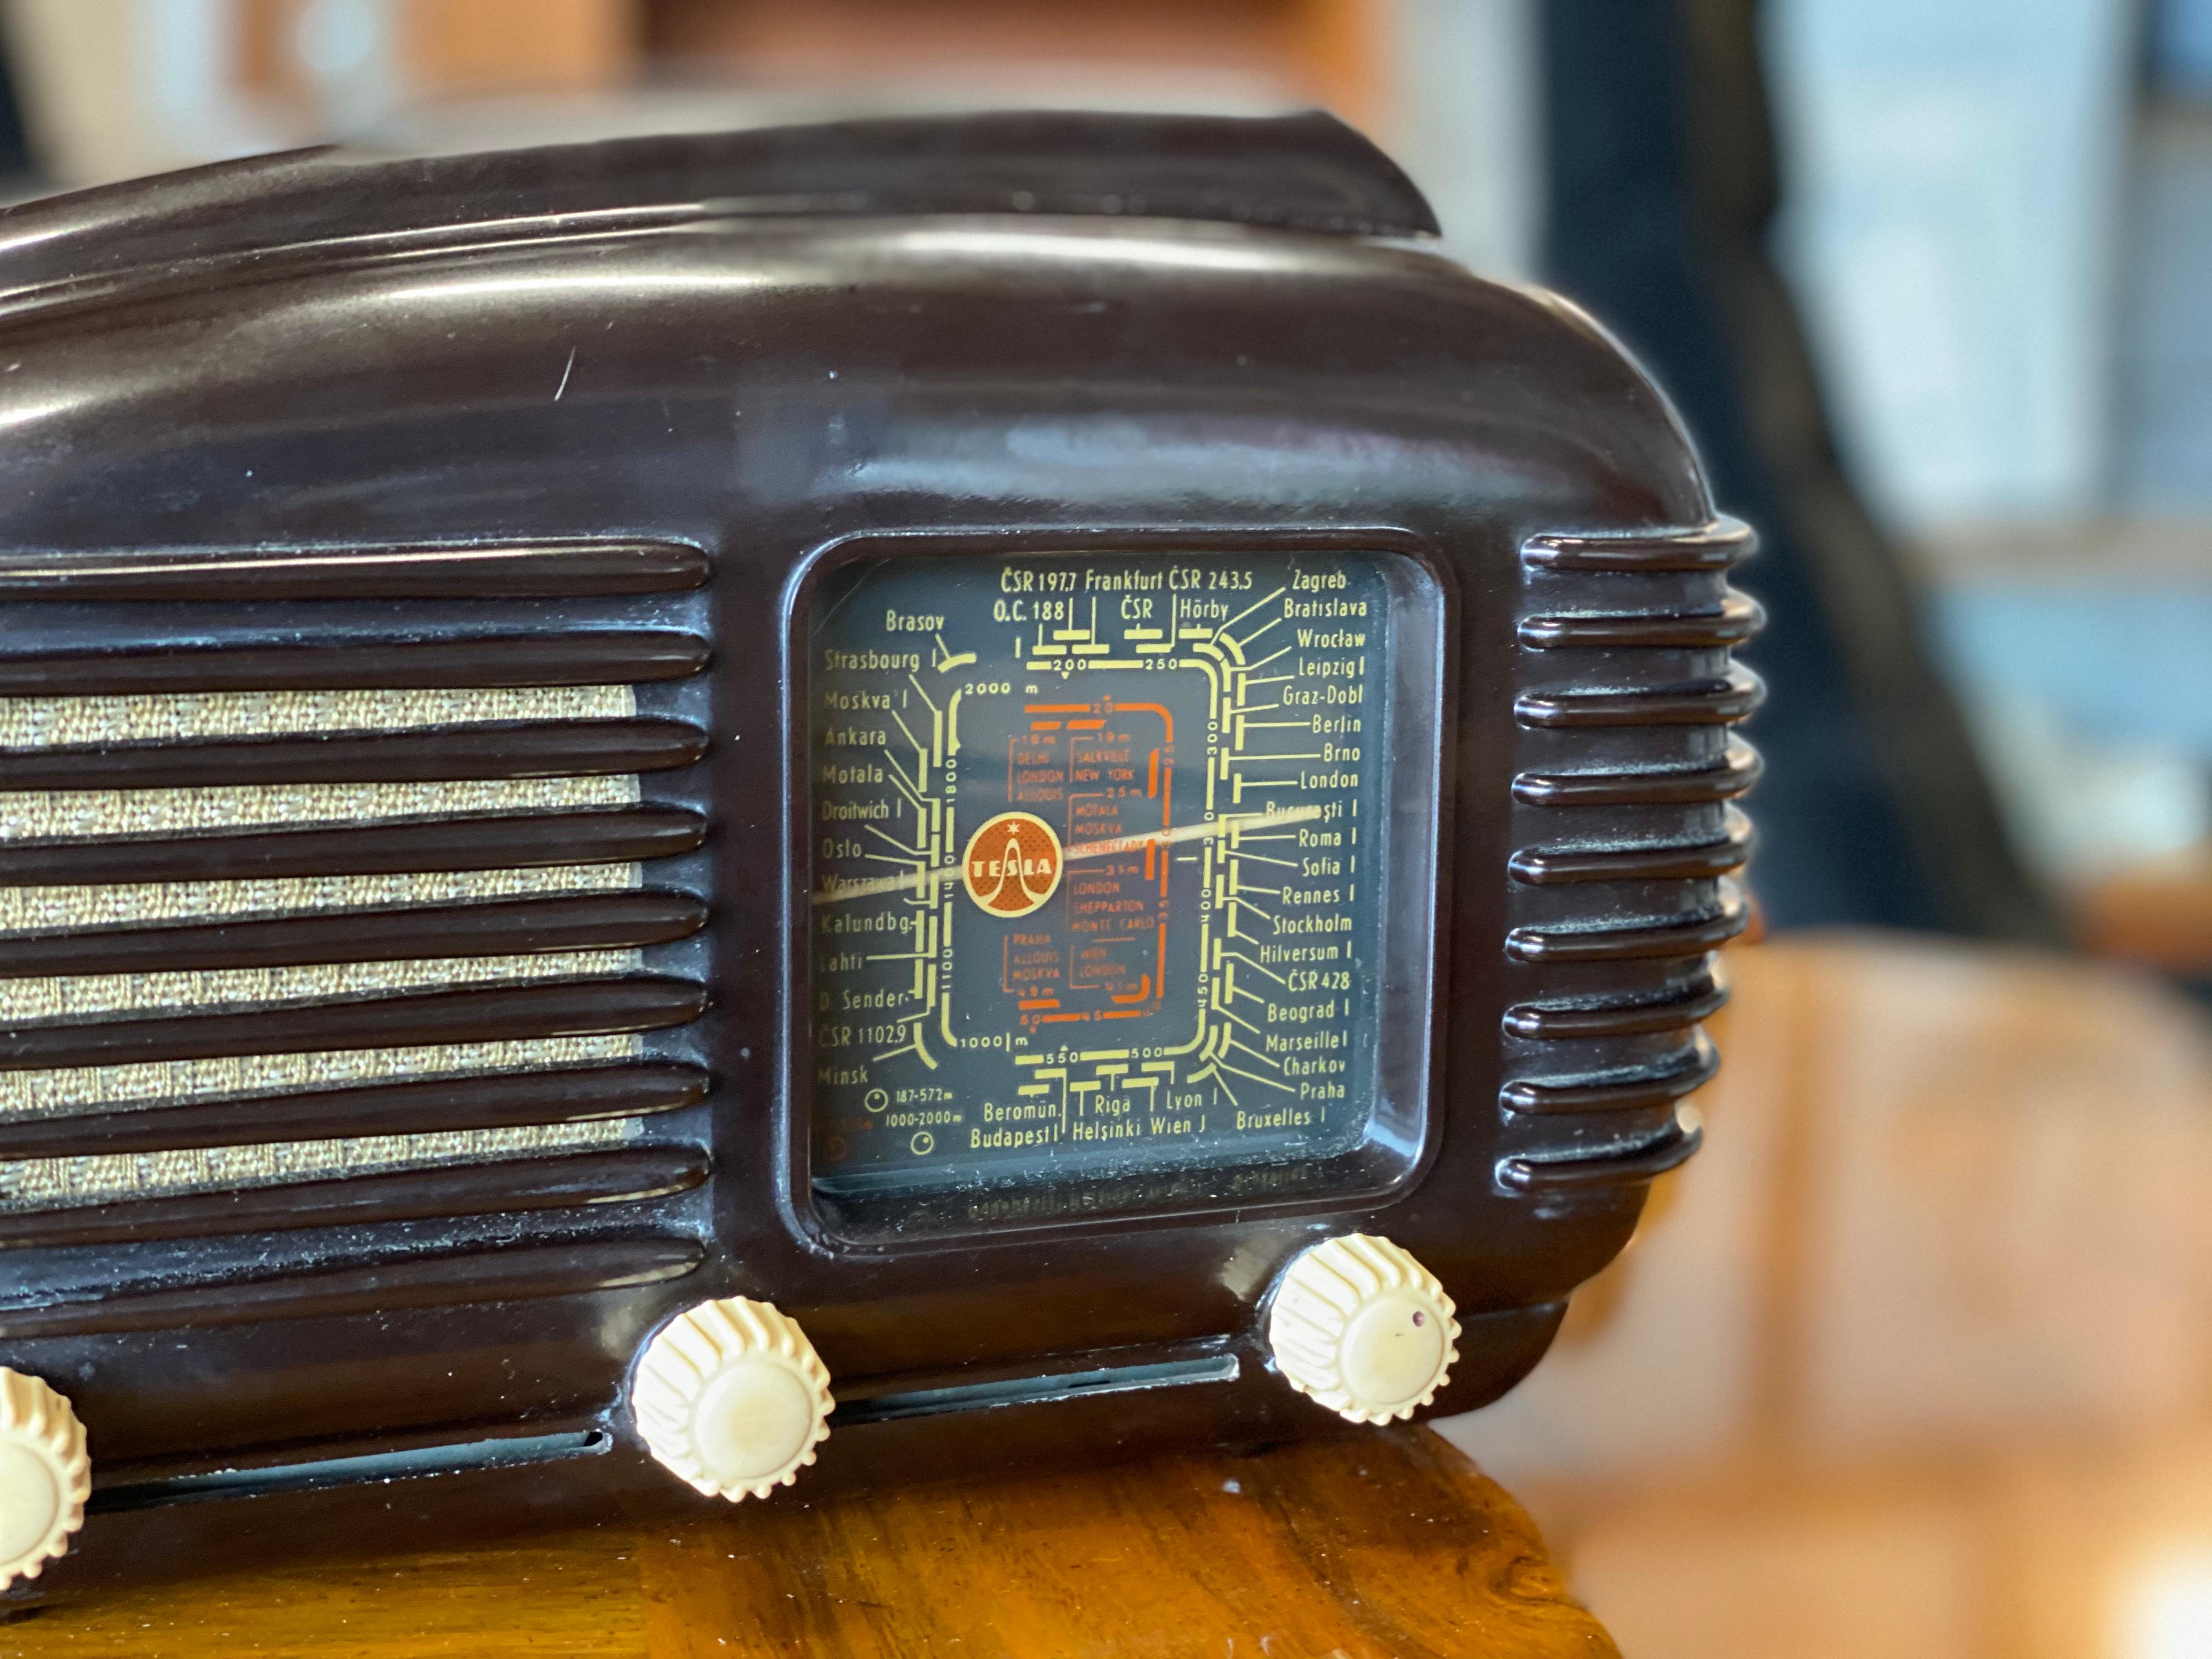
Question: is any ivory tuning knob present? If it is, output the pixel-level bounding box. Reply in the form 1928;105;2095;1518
632;1297;833;1502
1268;1234;1460;1424
0;1368;88;1591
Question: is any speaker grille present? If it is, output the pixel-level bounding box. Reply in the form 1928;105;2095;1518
1498;518;1762;1195
0;542;714;1311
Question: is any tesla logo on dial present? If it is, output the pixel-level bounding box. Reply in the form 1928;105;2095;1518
962;811;1063;917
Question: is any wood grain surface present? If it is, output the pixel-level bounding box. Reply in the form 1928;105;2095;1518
1;1426;1615;1658
1444;934;2212;1659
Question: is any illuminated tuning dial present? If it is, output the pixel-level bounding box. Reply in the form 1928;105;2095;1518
0;1368;88;1590
632;1299;833;1502
1268;1234;1460;1424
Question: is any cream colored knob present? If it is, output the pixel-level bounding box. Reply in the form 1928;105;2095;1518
632;1298;832;1502
1268;1234;1460;1424
0;1368;87;1589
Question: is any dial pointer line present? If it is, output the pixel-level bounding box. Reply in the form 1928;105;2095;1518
811;805;1324;906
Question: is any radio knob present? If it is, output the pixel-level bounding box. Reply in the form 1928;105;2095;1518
1268;1234;1460;1424
0;1369;88;1590
632;1298;833;1502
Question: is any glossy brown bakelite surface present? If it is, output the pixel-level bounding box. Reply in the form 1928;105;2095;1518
0;110;1754;1594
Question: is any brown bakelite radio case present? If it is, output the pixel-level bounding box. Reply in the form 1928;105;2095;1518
0;111;1759;1596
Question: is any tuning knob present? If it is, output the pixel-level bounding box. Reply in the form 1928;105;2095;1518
632;1298;833;1502
1268;1234;1460;1424
0;1369;88;1590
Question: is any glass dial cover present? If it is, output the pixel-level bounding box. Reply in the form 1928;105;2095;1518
806;550;1431;1205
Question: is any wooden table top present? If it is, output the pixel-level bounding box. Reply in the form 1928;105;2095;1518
2;1425;1616;1658
1443;932;2212;1659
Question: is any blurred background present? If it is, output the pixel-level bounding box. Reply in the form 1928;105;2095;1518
0;2;2204;1654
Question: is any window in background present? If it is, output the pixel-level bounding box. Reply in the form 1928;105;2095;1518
1768;0;2212;981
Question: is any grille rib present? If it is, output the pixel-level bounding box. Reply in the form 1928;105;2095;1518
0;1145;711;1249
0;891;708;977
1514;668;1764;728
0;976;710;1069
0;1239;707;1339
0;541;714;1321
1510;741;1761;806
0;1060;709;1159
0;716;708;789
0;630;712;694
0;540;712;601
1508;811;1752;885
1497;517;1760;1196
0;805;707;885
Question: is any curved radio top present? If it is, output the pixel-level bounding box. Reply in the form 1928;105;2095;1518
0;109;1439;318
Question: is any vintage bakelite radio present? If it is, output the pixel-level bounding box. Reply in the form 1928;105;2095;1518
0;111;1758;1595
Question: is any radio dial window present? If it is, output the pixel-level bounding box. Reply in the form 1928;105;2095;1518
804;550;1442;1223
